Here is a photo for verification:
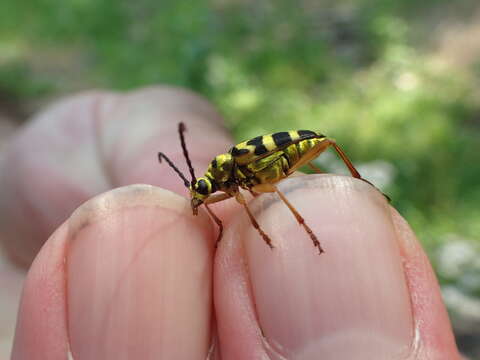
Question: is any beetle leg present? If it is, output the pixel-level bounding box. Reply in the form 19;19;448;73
203;204;224;248
250;183;276;193
204;192;233;204
203;193;233;247
286;139;390;200
251;183;324;254
234;192;274;249
307;162;324;174
327;140;361;178
329;141;391;201
285;138;361;178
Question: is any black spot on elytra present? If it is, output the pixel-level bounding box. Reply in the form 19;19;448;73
254;144;268;156
230;147;250;156
211;158;217;168
272;132;292;147
246;136;263;147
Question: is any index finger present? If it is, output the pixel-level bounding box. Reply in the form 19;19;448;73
0;86;232;266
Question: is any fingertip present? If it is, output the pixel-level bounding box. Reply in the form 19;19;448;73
11;223;70;360
13;185;216;360
66;185;214;359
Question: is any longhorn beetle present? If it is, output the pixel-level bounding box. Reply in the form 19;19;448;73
158;123;384;254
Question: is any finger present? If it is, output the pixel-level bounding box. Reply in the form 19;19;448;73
0;86;232;266
12;185;215;360
214;175;460;359
95;86;231;191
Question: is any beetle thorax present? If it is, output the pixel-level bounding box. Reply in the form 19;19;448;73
206;153;234;186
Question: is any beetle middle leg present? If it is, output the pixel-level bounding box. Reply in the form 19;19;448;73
251;183;324;254
234;192;274;249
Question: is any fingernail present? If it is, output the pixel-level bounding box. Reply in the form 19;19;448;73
243;175;414;359
66;185;213;359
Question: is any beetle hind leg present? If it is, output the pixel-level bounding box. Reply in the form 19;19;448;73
307;162;324;174
329;141;391;201
294;139;391;202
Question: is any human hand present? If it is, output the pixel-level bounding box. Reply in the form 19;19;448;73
0;87;461;359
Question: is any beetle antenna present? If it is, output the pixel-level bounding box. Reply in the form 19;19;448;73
158;152;190;188
178;122;197;185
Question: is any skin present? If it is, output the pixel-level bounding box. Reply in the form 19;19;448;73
0;86;462;359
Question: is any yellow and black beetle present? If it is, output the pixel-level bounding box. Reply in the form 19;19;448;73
159;123;380;254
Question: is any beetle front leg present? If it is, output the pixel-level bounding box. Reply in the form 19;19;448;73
203;193;233;247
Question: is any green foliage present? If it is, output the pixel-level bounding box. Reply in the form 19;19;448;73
0;0;479;254
0;61;54;97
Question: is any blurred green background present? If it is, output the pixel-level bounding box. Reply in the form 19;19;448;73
1;0;479;357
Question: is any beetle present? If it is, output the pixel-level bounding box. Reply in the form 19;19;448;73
158;122;380;254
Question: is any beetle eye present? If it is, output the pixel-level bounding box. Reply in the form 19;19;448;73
195;179;210;195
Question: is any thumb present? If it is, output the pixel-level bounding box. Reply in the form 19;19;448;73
214;175;461;359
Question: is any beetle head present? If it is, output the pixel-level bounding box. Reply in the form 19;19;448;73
190;177;214;215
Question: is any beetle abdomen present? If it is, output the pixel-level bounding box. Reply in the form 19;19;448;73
283;137;325;168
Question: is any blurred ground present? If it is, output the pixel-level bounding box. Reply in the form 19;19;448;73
0;0;479;358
